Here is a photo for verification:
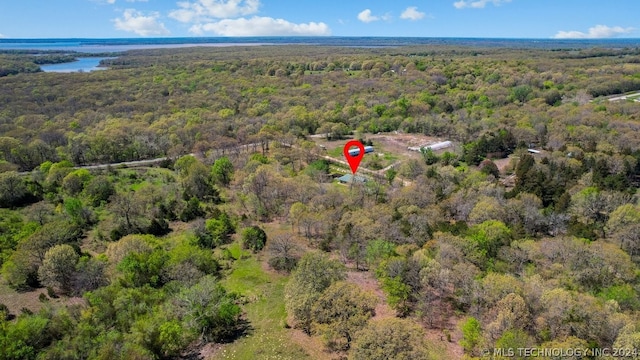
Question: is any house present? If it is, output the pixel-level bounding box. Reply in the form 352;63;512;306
348;146;374;156
337;174;367;184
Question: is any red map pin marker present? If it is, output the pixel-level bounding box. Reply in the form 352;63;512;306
343;140;365;174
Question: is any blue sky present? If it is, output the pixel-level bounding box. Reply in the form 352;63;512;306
0;0;638;39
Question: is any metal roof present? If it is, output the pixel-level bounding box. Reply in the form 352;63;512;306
337;174;367;183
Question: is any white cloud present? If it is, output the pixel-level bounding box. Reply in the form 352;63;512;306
357;9;379;23
170;0;260;23
189;16;330;36
453;0;511;9
0;33;5;38
113;9;170;36
553;25;634;39
400;6;425;21
107;0;116;3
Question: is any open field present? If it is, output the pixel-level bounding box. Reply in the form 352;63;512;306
313;133;452;162
311;132;455;175
216;251;310;360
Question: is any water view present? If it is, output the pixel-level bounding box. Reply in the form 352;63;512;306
40;57;113;73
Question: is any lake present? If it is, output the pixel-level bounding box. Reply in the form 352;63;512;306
40;57;114;73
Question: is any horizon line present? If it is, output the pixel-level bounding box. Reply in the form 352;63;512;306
1;36;640;41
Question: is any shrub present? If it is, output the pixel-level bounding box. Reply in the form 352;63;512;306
241;226;267;252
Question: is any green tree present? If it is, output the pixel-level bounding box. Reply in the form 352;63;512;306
311;281;377;351
204;212;235;248
173;155;197;176
285;252;346;334
38;244;79;295
182;161;220;202
366;239;396;269
385;168;398;185
510;85;532;103
467;220;511;261
116;249;167;288
420;147;439;165
4;220;81;289
486;293;530;341
613;324;640;360
64;197;94;227
158;320;191;357
606;204;640;257
0;314;50;360
460;317;482;355
175;275;242;342
494;329;532;359
382;276;412;316
211;156;234;187
288;202;307;233
61;169;92;196
179;197;204;222
569;187;605;225
350;318;432;360
479;159;500;178
240;225;267;252
0;172;28;208
84;175;115;206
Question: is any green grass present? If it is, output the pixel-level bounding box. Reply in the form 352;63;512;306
226;242;250;261
110;167;177;192
382;152;399;162
327;146;343;158
219;252;309;359
222;254;269;296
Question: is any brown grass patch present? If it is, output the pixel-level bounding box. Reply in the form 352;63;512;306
0;282;82;316
424;316;465;360
346;271;395;320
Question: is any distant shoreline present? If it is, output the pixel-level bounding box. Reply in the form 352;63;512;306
1;37;640;53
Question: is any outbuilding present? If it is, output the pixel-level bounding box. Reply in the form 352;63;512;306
337;174;367;184
348;146;374;156
408;141;453;152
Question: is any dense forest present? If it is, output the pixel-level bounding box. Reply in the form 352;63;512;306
1;43;640;359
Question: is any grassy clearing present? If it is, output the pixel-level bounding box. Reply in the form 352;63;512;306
320;138;400;172
218;251;309;359
0;282;69;315
226;241;250;261
327;146;343;158
109;167;176;191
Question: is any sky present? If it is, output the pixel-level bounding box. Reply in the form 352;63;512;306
0;0;638;39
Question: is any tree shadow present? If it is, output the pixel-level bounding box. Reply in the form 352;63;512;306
217;317;254;344
180;318;254;360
